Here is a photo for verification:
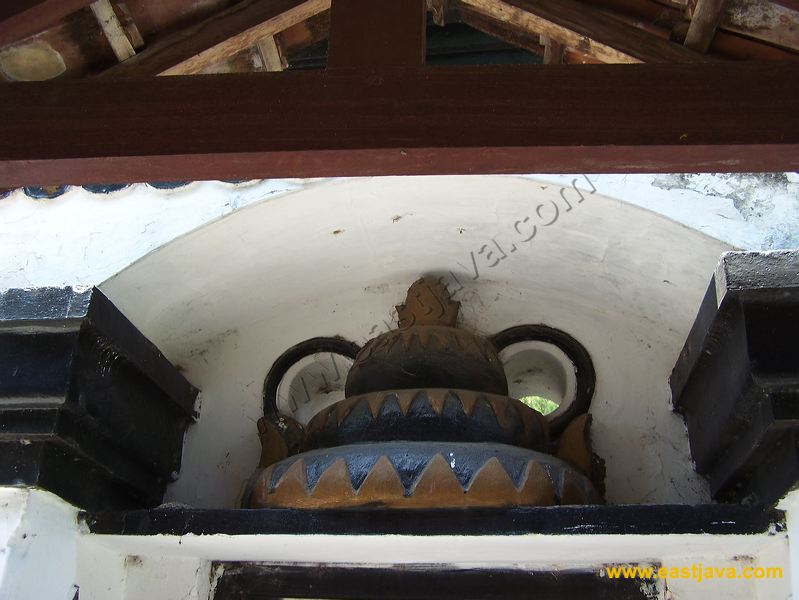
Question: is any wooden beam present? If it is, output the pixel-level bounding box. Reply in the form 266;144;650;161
721;0;799;53
455;4;601;63
0;0;94;48
710;26;799;59
0;62;797;185
459;0;712;63
90;0;135;62
456;4;546;56
327;0;426;68
581;0;799;56
685;0;727;52
112;1;144;50
256;35;287;71
101;0;329;77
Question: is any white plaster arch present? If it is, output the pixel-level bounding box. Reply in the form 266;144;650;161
99;175;731;508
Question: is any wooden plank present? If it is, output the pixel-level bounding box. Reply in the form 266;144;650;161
327;0;426;68
90;0;135;62
459;0;712;63
101;0;329;77
685;0;727;52
0;62;797;185
0;0;95;48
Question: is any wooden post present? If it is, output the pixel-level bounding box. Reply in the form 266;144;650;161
540;35;564;64
684;0;727;53
327;0;427;68
257;35;288;71
90;0;136;62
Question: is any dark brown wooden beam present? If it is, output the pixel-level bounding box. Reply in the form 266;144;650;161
327;0;426;68
0;62;798;186
0;0;94;48
100;0;329;77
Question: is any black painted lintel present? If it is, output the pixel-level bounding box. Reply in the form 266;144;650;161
84;503;784;537
213;563;655;600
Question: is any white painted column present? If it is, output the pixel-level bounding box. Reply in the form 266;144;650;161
0;488;81;600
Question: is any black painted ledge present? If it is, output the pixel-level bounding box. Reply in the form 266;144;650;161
213;564;656;600
84;504;784;537
671;250;799;507
0;286;199;510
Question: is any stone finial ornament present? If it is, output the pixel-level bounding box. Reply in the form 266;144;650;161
396;277;460;328
345;277;506;397
246;278;601;509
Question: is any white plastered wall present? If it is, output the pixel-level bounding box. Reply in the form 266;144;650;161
0;487;790;600
0;488;81;600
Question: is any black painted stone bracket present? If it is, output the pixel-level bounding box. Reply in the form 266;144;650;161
671;250;799;507
0;287;198;510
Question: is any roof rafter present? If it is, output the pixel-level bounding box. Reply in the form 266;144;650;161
101;0;329;77
720;0;799;53
0;0;95;48
458;0;713;63
453;3;601;63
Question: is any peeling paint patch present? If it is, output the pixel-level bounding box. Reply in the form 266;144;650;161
125;555;143;568
726;0;777;32
723;0;799;51
651;173;799;248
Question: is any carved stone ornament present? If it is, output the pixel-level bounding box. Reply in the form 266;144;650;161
246;277;600;509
